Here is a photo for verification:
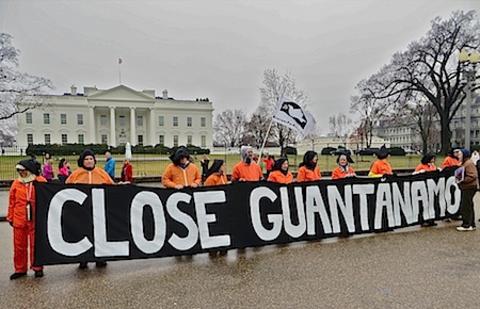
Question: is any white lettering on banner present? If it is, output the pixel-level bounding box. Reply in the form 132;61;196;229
327;185;355;233
193;191;231;249
250;187;282;241
131;191;166;254
92;189;129;257
281;187;306;238
411;181;430;221
166;192;199;251
445;176;461;214
374;183;395;229
305;186;332;235
48;189;93;256
392;182;413;226
427;178;446;218
352;184;375;231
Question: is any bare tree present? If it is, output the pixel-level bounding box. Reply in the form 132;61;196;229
213;109;247;147
365;10;480;154
329;112;353;145
258;69;307;154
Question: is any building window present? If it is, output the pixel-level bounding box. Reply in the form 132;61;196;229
138;135;143;146
158;116;164;127
187;135;192;145
43;113;50;125
61;134;68;145
119;115;126;126
201;117;206;127
27;134;33;145
137;115;143;126
77;114;84;125
26;112;32;124
187;117;192;127
173;116;178;127
100;115;107;126
159;135;164;146
78;134;84;144
201;135;206;147
44;134;51;145
173;135;178;147
101;134;108;144
60;113;67;125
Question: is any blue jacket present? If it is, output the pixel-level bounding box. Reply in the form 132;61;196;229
104;158;116;179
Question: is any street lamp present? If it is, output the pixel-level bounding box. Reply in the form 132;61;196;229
459;49;480;151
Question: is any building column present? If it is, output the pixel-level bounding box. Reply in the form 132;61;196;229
109;106;116;147
130;107;136;146
88;106;96;143
149;108;156;146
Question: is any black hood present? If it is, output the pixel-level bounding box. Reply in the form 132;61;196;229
206;159;224;178
376;145;389;160
169;146;190;165
77;149;96;168
299;151;317;169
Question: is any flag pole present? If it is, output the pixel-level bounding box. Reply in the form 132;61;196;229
118;58;122;84
259;117;274;157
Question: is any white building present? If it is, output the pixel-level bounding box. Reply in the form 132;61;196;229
297;135;389;154
16;85;214;148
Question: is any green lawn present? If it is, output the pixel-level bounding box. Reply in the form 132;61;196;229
0;153;442;181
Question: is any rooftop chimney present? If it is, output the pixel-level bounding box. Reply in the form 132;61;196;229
162;89;168;99
71;85;77;95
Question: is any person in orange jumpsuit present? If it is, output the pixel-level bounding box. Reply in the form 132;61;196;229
162;146;201;189
204;159;229;186
368;145;393;178
66;149;113;269
297;151;321;182
331;153;356;180
231;146;263;182
414;153;438;174
7;159;47;280
441;148;461;171
267;158;293;184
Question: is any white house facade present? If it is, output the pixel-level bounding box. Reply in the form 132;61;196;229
16;85;214;148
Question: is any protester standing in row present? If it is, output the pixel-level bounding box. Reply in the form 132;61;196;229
66;149;113;268
162;146;201;189
204;159;229;186
413;153;437;174
456;149;479;231
297;151;321;182
231;146;263;182
441;148;461;170
104;151;116;180
7;159;47;279
331;153;356;180
57;158;71;183
368;145;393;178
267;158;293;184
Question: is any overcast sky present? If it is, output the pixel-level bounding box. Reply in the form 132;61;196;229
1;0;478;134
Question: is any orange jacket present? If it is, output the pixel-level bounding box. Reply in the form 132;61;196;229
414;163;437;173
267;170;293;184
8;176;47;228
441;156;460;169
296;166;321;182
231;162;263;182
331;166;356;180
204;173;228;186
66;167;113;184
162;163;201;188
368;159;393;177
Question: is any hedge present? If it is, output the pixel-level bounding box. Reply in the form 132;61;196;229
26;144;210;156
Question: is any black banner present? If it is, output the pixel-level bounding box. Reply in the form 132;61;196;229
35;171;460;265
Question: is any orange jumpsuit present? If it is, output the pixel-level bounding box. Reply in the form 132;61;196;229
66;167;113;184
7;176;47;273
162;163;201;188
296;166;321;182
441;156;460;169
414;163;437;173
331;166;356;180
267;170;293;184
204;173;228;186
368;159;393;177
231;162;263;181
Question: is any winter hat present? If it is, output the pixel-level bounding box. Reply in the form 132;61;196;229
169;146;190;165
240;146;253;163
16;159;38;175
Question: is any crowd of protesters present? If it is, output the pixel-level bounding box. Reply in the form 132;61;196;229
6;144;479;280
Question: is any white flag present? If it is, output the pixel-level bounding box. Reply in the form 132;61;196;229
272;101;316;137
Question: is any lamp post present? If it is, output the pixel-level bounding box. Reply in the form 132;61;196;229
459;49;480;150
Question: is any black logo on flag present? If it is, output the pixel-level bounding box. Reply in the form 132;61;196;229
280;101;307;129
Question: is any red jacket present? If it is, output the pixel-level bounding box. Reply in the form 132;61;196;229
121;163;133;182
8;176;47;228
